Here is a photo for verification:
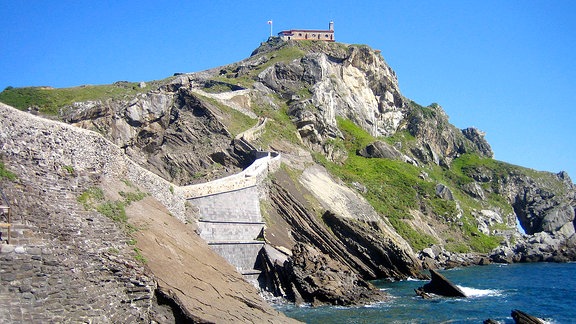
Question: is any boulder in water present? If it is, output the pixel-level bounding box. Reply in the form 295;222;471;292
511;309;544;324
416;269;466;298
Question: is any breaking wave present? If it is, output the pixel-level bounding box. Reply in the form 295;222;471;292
457;285;502;298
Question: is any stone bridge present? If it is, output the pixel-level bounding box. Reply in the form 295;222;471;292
181;151;281;283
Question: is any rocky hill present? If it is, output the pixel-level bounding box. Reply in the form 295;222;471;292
1;39;575;317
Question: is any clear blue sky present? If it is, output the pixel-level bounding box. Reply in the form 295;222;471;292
1;1;575;180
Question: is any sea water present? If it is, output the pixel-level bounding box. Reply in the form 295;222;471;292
277;262;576;323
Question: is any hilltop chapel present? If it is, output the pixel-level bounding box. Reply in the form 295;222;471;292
277;21;335;41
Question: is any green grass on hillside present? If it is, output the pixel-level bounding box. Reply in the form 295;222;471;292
316;118;440;250
316;117;508;252
213;45;306;89
0;83;151;115
0;161;17;181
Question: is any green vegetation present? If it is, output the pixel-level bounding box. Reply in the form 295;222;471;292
78;186;147;226
0;161;17;181
383;129;416;147
107;247;120;254
133;247;147;263
202;81;240;93
121;178;135;188
194;94;257;138
259;108;301;146
213;45;306;88
61;165;75;175
315;118;440;250
78;185;149;263
77;187;105;209
119;190;148;205
409;100;438;119
96;201;127;223
313;117;508;252
0;82;152;115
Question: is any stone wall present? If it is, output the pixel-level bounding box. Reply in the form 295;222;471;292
193;186;262;223
0;103;159;322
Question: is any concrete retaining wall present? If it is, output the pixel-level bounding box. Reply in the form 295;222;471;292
198;221;264;242
208;242;265;272
192;186;261;222
187;152;280;278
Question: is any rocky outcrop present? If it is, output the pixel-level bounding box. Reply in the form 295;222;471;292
62;86;250;186
259;166;422;305
506;172;576;235
257;43;405;154
358;141;402;160
511;309;545;324
462;127;493;157
416;269;466;298
407;104;493;167
254;42;493;169
482;169;576;262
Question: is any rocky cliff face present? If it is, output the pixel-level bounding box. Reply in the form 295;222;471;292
61;84;252;186
1;38;575;313
254;41;492;166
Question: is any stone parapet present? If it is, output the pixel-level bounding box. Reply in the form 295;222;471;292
191;186;261;222
181;152;280;199
185;146;280;277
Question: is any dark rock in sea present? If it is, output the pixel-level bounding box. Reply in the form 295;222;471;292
417;269;466;298
511;309;544;324
483;319;500;324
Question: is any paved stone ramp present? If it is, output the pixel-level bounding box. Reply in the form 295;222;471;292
0;168;156;323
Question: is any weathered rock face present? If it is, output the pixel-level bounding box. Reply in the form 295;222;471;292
358;141;402;160
507;174;576;235
407;104;493;167
260;167;422;305
486;170;576;263
61;85;249;186
462;127;493;157
257;44;405;156
289;243;387;306
255;42;492;167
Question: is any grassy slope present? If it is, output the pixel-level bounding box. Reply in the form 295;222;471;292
312;118;509;252
0;79;176;115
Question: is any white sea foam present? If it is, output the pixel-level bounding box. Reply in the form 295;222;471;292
406;277;426;282
457;285;502;297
